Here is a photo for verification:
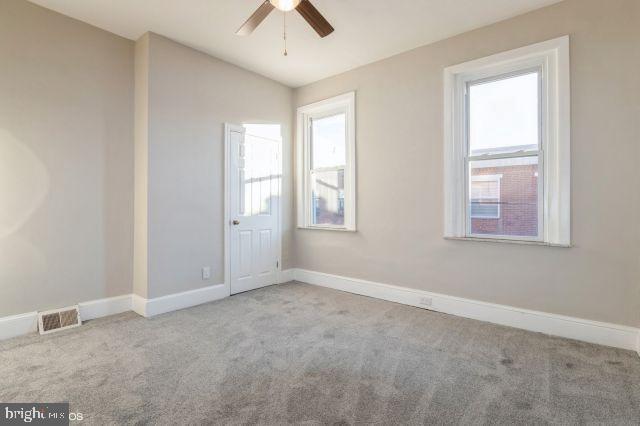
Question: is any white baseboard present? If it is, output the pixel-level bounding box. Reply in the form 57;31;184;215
278;268;295;284
79;294;132;321
132;283;228;318
0;312;39;341
1;293;133;341
4;271;637;354
294;268;640;352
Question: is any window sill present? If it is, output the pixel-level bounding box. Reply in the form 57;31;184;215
444;236;571;248
298;226;356;233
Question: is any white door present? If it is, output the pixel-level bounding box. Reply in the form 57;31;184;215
227;125;281;294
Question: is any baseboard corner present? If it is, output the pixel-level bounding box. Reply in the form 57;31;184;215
279;268;295;284
131;294;148;318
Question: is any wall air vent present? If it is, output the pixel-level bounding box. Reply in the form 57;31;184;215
38;305;81;335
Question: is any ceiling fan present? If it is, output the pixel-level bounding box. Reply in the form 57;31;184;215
236;0;334;39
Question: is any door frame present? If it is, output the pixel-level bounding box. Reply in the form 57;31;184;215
224;123;283;296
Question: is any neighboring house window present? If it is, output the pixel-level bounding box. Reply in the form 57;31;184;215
470;174;502;219
444;36;570;245
297;92;356;231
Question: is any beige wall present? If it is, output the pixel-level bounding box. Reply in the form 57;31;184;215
0;0;134;316
138;33;293;299
293;0;640;326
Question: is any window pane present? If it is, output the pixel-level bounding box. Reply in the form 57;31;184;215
469;71;539;156
311;169;344;226
469;156;539;238
311;113;346;169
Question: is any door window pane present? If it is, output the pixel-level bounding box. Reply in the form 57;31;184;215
311;169;344;226
469;156;539;238
311;113;346;168
242;135;276;216
469;72;539;156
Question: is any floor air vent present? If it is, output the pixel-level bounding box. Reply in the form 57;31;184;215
38;305;81;335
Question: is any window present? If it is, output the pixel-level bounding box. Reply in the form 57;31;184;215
297;92;356;230
444;36;570;245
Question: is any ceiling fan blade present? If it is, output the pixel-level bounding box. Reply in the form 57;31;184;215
236;0;275;36
296;0;334;38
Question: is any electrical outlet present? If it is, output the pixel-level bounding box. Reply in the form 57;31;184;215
202;266;211;280
419;297;433;307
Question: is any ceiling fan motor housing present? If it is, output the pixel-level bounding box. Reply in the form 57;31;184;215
269;0;301;12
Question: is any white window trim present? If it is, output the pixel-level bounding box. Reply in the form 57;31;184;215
470;174;502;219
296;92;356;231
444;36;570;246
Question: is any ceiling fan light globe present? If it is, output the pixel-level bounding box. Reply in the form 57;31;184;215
269;0;301;12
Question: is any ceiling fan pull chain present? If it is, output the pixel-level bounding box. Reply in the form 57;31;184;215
283;12;288;56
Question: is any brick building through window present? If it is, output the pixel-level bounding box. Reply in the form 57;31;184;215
469;145;538;237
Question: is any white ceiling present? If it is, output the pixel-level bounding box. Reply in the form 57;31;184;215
28;0;562;87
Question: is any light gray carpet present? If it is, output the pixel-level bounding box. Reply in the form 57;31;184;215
1;282;639;425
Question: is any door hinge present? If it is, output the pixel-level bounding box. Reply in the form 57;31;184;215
276;260;279;269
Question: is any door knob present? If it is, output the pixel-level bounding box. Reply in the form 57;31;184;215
232;220;240;225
